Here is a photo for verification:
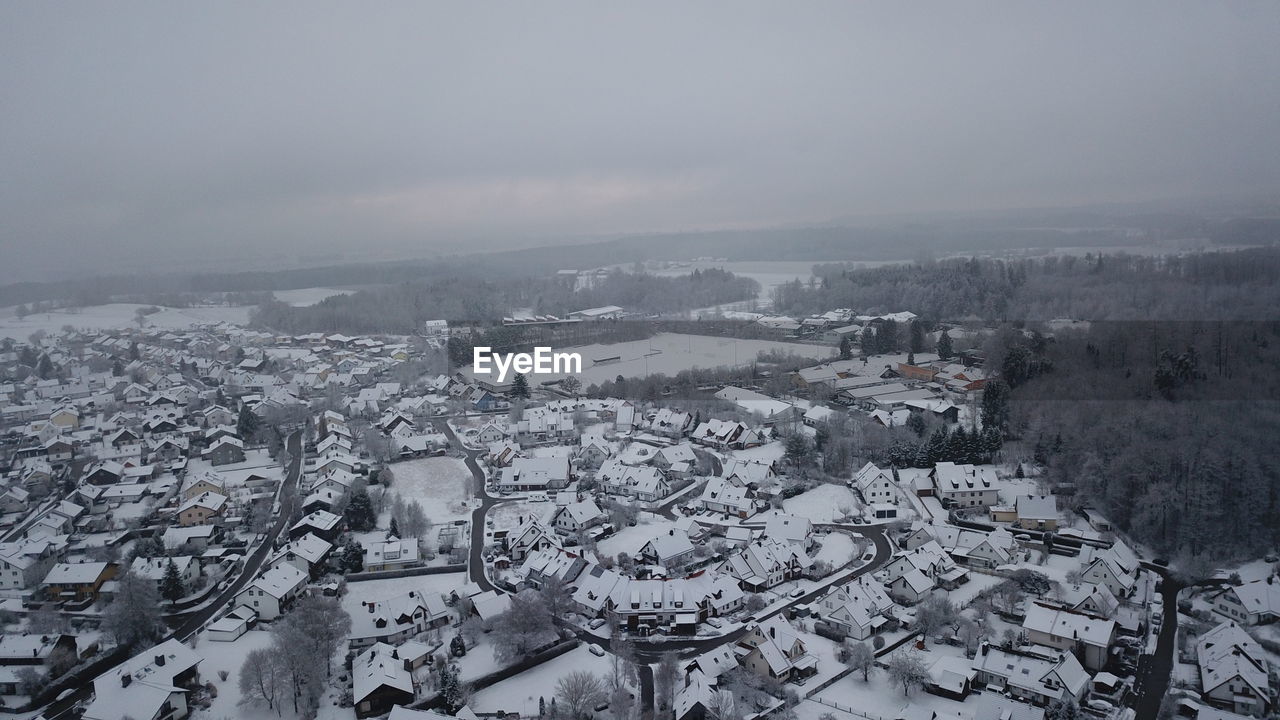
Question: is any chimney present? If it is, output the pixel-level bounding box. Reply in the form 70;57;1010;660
769;626;775;639
154;654;165;667
122;674;132;688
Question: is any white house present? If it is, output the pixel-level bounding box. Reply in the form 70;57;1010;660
234;563;307;620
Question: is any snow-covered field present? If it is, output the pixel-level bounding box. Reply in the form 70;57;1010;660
0;303;252;340
272;287;354;306
390;457;474;522
812;532;857;567
192;628;277;720
460;333;835;385
779;484;862;524
470;644;616;716
802;641;973;720
595;514;676;558
487;499;554;530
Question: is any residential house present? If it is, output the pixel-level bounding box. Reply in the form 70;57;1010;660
1213;578;1280;626
852;462;898;505
972;643;1089;707
233;563;307;620
82;639;202;720
1021;602;1115;671
549;499;607;535
598;460;670;502
349;591;452;649
42;561;118;603
736;616;818;682
177;491;226;526
1196;621;1272;716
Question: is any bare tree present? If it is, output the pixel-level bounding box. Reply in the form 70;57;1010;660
239;647;286;714
555;671;607;719
886;651;929;696
844;640;875;681
654;652;680;718
709;689;738;720
490;590;557;662
100;571;163;651
540;575;573;619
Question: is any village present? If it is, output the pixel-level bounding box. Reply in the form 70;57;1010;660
0;306;1270;720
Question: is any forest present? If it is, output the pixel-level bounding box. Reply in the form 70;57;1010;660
772;248;1280;322
248;268;758;334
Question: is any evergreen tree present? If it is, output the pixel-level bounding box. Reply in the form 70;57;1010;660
839;336;852;360
389;516;400;538
909;321;926;353
510;372;531;399
237;405;260;441
111;359;124;376
907;351;916;366
340;542;364;573
981;378;1011;433
160;558;185;603
36;354;54;379
936;330;954;360
129;341;140;360
906;412;927;438
344;488;376;531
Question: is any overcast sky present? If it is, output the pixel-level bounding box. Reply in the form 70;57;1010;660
2;1;1279;281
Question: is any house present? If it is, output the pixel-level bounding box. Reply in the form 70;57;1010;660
233;563;308;620
130;555;201;591
1080;539;1140;599
43;561;118;603
640;529;696;568
353;642;421;718
162;525;218;553
497;457;572;493
349;590;452;649
996;495;1059;531
549;499;607;535
647;409;694;438
814;575;896;640
736;616;818;682
884;540;969;601
852;462;898;505
177;491;226;526
1212;578;1280;626
364;538;421;572
204;436;245;466
763;515;813;551
972;643;1089;707
505;520;558;562
1047;582;1121;619
930;462;1001;509
0;538;59;590
917;525;1018;569
719;540;813;592
291;509;344;542
182;471;227;500
690;420;764;450
598;460;670;502
698;477;757;518
1196;621;1272;716
1021;602;1115;671
268;533;334;577
83;638;202;720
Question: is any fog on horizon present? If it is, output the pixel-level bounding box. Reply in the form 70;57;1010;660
2;1;1279;283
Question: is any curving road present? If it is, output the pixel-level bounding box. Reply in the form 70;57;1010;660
35;431;304;720
438;416;897;718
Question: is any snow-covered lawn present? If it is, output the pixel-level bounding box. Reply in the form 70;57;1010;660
487;499;555;531
802;642;973;720
730;441;785;465
340;572;470;616
595;515;678;558
391;457;474;522
780;484;862;524
191;629;277;720
470;644;618;716
813;532;858;567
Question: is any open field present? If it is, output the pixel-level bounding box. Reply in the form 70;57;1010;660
390;457;474;522
463;332;836;386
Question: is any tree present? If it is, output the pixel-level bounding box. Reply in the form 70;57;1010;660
609;684;635;720
909;321;926;354
709;689;738;720
1047;698;1081;720
101;571;163;651
784;433;810;469
915;595;957;640
654;652;680;717
15;666;43;698
511;373;531;399
270;596;352;714
491;590;556;662
239;647;286;714
886;651;929;696
341;541;365;573
402;500;430;538
936;330;954;360
344;488;376;531
36;354;55;379
981;378;1011;434
540;575;574;619
237;405;260;442
562;376;582;395
844;641;875;681
839;336;852;360
555;671;607;719
160;558;186;603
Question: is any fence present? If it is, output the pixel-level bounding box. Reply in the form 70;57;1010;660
806;695;888;720
346;563;466;582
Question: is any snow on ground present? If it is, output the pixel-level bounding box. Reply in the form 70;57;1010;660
596;514;677;558
780;484;862;524
812;532;857;567
730;441;785;465
391;457;474;522
487;499;554;531
340;572;469;615
946;572;1007;607
459;333;836;386
191;629;276;720
470;645;614;716
272;287;354;306
802;642;973;720
0;303;252;340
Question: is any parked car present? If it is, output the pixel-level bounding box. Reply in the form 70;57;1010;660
588;644;606;657
589;618;607;630
706;617;724;629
